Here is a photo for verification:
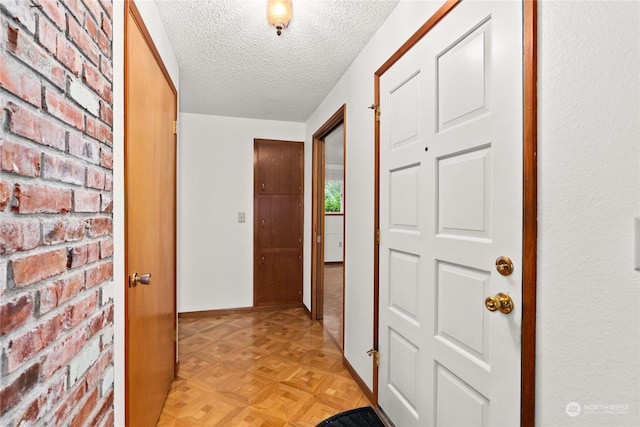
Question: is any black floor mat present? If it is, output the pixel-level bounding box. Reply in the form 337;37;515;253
316;407;386;427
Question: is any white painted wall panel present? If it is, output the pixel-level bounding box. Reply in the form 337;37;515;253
177;113;304;312
537;1;639;425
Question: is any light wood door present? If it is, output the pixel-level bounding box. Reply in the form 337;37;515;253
125;4;177;426
378;1;523;425
254;139;303;307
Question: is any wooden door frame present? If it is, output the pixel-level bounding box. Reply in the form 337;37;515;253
124;0;178;423
371;1;537;425
311;105;346;327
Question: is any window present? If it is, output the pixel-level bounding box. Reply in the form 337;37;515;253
325;181;343;213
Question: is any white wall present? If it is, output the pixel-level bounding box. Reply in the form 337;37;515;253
113;1;180;425
304;0;444;390
536;1;639;425
177;113;304;313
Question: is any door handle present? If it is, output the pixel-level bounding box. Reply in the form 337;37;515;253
485;292;514;314
129;273;152;288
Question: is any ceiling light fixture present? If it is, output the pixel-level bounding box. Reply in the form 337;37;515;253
266;0;292;36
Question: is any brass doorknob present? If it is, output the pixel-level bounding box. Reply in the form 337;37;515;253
128;273;151;288
495;256;514;276
485;292;514;314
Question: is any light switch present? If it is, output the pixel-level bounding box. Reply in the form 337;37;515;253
635;217;640;271
238;212;245;223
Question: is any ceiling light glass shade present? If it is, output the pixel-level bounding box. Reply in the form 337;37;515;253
267;0;292;36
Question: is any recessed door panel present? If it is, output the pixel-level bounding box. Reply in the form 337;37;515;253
390;164;420;231
435;364;489;426
437;146;491;239
390;71;420;148
436;262;490;361
388;328;419;419
389;250;420;321
437;20;491;131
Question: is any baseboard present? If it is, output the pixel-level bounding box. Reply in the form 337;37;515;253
342;355;374;404
178;303;304;318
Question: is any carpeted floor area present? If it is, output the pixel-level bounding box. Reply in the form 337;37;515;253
316;407;386;427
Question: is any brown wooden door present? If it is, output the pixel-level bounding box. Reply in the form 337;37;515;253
254;139;303;307
125;3;177;426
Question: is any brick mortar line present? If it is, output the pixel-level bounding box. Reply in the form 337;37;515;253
1;290;114;367
2;93;114;148
1;342;115;425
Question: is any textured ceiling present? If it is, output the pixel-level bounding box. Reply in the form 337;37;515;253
155;0;399;122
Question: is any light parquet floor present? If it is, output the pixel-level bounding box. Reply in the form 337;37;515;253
156;308;371;427
322;263;343;348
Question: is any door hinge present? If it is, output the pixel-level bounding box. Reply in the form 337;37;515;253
369;104;381;122
172;328;177;343
172;120;177;135
376;229;381;245
367;348;380;366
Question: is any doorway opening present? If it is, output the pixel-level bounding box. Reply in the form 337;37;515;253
311;105;346;349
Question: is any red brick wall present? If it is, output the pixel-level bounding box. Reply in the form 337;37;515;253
0;0;114;425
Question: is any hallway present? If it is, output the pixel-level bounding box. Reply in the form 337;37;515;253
156;308;370;426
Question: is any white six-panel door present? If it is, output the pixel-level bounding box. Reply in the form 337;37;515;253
378;1;523;425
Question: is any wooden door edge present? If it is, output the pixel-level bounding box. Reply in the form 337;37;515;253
371;1;538;424
123;3;130;424
372;73;380;407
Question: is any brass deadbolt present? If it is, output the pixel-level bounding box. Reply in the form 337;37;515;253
495;256;514;276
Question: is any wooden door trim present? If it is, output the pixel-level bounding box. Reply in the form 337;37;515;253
521;2;538;425
126;1;177;96
124;0;178;423
372;1;537;425
310;105;346;328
